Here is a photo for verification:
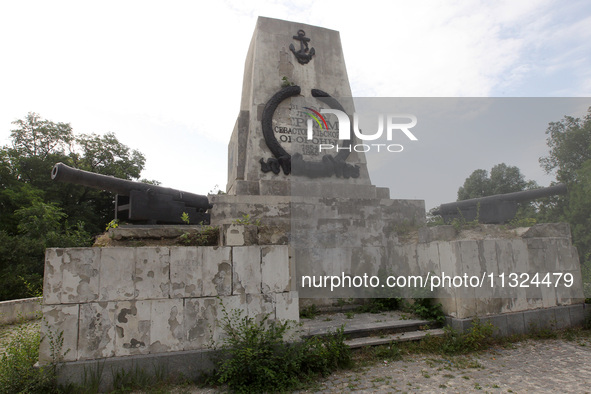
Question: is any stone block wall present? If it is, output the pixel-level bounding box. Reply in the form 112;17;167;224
407;226;585;318
0;297;42;325
40;245;297;364
296;223;585;319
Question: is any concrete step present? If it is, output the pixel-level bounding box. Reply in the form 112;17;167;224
299;310;440;341
344;328;445;349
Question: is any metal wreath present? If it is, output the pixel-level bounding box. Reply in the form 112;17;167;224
259;85;360;179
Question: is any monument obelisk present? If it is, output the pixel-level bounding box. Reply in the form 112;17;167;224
226;16;374;197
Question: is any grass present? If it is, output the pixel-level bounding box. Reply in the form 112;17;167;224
0;318;58;394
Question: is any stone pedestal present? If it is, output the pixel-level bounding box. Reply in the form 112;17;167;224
40;245;297;389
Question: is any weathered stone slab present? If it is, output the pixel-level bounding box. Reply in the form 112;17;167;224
568;304;588;326
39;304;79;363
62;248;100;304
43;248;64;305
510;239;530;273
202;247;232;297
114;300;151;357
78;302;116;360
135;247;170;300
149;299;184;353
170;247;202;298
232;246;262;295
416;242;440;276
184;297;218;351
350;247;384;281
488;314;508;337
437;241;461;277
99;248;136;301
275;291;299;322
554;306;572;329
459;240;480;276
245;293;275;322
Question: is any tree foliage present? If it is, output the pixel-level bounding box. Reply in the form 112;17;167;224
539;107;591;265
457;163;534;201
0;112;147;300
540;108;591;184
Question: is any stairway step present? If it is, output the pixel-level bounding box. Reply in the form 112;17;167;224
302;318;434;339
345;328;445;348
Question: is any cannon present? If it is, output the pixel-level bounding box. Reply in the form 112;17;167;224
51;162;212;225
432;183;567;224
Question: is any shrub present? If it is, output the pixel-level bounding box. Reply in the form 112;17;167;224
355;298;401;313
0;322;58;393
404;298;445;325
209;304;351;393
421;318;495;355
300;304;320;319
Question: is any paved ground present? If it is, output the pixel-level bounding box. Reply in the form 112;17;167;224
184;336;591;393
299;338;591;393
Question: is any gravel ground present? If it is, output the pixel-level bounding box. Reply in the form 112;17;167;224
180;336;591;393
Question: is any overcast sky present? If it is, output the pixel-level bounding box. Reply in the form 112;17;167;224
1;0;590;209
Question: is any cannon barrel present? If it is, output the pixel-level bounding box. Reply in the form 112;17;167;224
433;184;567;224
436;183;567;213
51;162;212;211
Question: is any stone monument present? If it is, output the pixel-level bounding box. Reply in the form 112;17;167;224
211;17;426;303
39;16;588;389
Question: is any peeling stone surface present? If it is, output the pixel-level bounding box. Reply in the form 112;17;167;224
78;302;116;360
275;291;299;322
232;246;261;294
150;299;184;353
42;245;293;363
184;297;218;350
62;248;100;304
262;246;290;293
114;300;151;356
43;249;63;305
135;247;170;300
202;247;232;297
223;224;257;246
170;247;202;298
39;304;79;363
246;293;275;322
99;248;136;301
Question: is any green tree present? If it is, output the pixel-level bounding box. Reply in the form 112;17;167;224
457;163;532;201
0;112;149;300
565;160;591;261
539;107;591;267
540;108;591;184
457;169;490;200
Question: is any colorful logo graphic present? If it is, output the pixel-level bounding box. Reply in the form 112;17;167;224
303;107;328;131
